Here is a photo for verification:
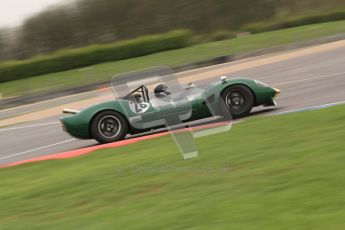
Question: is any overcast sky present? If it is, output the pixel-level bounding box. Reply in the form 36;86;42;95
0;0;67;27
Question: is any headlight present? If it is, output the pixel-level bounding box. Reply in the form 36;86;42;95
255;80;268;87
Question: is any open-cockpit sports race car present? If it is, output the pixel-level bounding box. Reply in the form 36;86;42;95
60;76;280;144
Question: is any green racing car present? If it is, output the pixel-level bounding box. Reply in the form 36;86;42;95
60;76;280;144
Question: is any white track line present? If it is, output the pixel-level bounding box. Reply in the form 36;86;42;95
0;95;21;101
0;122;60;133
273;100;345;116
0;139;76;161
273;71;345;87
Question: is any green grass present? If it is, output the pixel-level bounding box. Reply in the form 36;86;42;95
1;105;345;229
1;20;345;97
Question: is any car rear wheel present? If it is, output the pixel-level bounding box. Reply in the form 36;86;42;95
91;111;128;144
221;85;254;118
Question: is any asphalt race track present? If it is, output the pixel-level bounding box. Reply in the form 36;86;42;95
1;42;345;165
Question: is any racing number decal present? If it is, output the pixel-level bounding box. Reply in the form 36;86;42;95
129;101;150;114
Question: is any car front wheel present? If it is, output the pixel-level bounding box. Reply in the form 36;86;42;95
91;111;128;144
221;85;254;118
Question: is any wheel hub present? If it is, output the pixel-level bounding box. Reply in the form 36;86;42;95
98;115;121;138
226;91;245;110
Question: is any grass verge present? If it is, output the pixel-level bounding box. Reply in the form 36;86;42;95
1;105;345;229
1;20;345;97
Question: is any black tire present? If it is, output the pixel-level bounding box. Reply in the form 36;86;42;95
221;85;254;118
91;110;128;144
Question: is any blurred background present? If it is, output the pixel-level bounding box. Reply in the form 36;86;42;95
0;0;344;60
0;0;345;100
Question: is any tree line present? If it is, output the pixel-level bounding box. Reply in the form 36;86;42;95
0;0;343;61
